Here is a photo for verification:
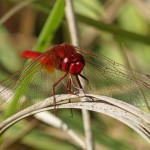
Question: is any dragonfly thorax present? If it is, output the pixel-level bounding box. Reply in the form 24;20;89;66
54;43;76;59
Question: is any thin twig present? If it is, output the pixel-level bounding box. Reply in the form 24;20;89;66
65;0;79;45
0;0;36;25
65;1;94;149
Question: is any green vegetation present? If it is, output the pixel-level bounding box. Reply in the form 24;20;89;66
0;0;150;149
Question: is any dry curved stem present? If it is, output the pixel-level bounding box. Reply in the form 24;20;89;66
0;94;150;144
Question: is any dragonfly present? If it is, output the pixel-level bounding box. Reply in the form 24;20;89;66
0;43;150;122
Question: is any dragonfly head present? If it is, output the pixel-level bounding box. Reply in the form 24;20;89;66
61;53;85;75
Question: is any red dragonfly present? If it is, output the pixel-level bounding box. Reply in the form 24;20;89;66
0;43;150;121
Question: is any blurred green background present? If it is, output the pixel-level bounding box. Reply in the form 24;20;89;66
0;0;150;149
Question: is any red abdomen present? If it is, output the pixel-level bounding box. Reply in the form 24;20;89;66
21;51;41;59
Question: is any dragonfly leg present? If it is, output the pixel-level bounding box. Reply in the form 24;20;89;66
79;74;89;85
79;74;91;89
75;75;87;97
76;75;95;102
52;73;68;112
67;75;72;94
66;75;74;117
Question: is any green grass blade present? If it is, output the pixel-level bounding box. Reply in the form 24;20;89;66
5;0;65;118
35;0;65;51
29;2;150;45
76;14;150;45
5;69;35;117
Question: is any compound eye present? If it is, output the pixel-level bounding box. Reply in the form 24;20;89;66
69;62;84;75
61;55;73;72
61;53;85;75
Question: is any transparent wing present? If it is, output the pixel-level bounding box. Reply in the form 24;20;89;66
77;47;150;108
0;52;66;122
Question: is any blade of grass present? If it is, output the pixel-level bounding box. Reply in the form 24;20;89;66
35;0;65;51
5;0;65;118
76;14;150;45
28;1;150;45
